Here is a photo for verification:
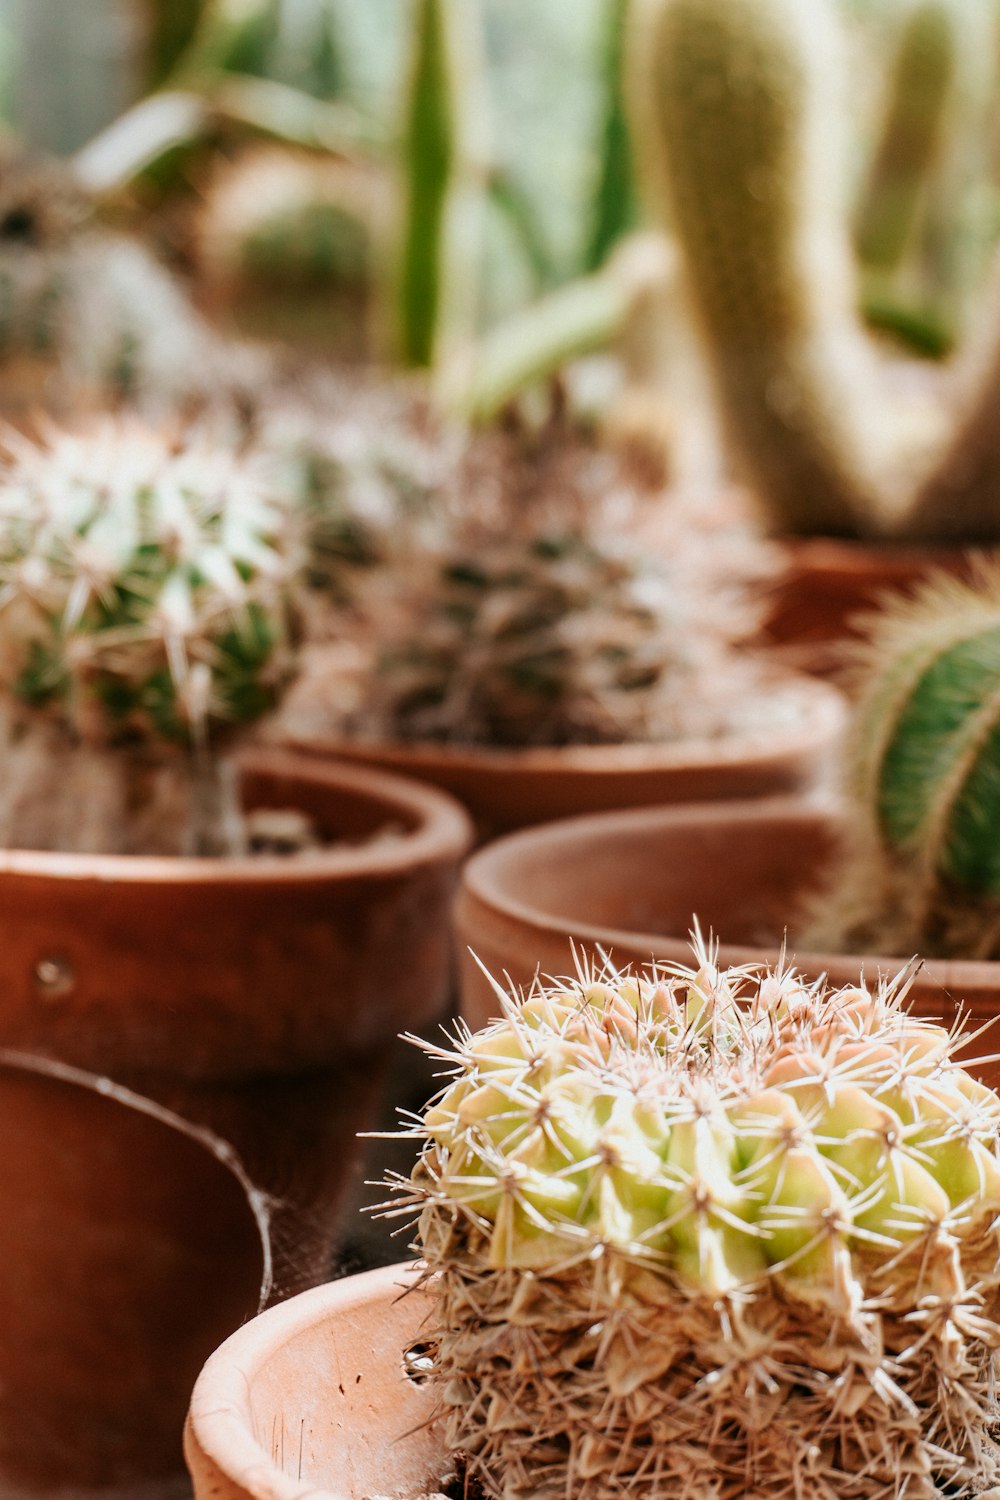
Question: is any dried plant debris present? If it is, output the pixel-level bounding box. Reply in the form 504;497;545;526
388;942;1000;1499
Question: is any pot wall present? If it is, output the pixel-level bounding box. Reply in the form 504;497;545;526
455;797;1000;1089
185;1265;441;1500
284;671;846;843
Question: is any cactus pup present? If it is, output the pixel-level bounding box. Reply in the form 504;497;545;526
396;947;1000;1499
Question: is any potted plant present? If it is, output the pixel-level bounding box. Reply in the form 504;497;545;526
185;947;1000;1497
275;398;847;842
619;0;1000;665
454;564;1000;1065
0;416;471;1493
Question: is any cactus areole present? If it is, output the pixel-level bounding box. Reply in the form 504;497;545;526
400;948;1000;1499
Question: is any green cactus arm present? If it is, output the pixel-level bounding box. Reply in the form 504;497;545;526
854;0;960;277
395;0;490;371
626;0;891;538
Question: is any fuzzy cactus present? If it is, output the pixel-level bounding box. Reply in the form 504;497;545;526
0;419;300;854
625;0;1000;545
626;0;892;538
395;948;1000;1499
327;407;770;749
808;565;1000;959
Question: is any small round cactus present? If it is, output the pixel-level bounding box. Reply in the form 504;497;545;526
0;419;300;853
810;565;1000;958
397;947;1000;1499
333;410;769;749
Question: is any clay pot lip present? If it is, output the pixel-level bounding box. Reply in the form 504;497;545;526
185;1262;428;1500
458;795;1000;997
776;535;977;574
284;670;846;776
0;747;473;886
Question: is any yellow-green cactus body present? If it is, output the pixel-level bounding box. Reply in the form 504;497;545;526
403;951;1000;1498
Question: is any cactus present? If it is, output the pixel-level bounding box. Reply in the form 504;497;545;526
626;0;892;538
626;0;1000;545
0;138;254;422
855;0;961;279
337;407;768;748
395;946;1000;1499
0;419;300;854
808;565;1000;958
192;146;380;353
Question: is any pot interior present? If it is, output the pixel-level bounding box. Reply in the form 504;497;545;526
476;801;840;950
197;1274;442;1497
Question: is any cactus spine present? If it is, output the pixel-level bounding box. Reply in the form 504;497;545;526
0;420;299;854
399;948;1000;1499
810;566;1000;958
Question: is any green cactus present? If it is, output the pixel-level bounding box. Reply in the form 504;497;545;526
855;0;961;278
0;419;300;854
626;0;1000;545
627;0;891;538
808;565;1000;958
338;408;766;748
397;947;1000;1499
0;138;253;422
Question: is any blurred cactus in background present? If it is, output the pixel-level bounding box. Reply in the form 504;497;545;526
0;419;301;854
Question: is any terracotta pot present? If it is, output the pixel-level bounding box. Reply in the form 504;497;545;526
455;796;1000;1090
184;1264;440;1500
284;671;846;843
0;748;471;1495
760;536;978;676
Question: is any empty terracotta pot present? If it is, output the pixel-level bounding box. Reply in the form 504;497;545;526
184;1264;440;1500
455;796;1000;1090
285;671;846;843
0;748;470;1494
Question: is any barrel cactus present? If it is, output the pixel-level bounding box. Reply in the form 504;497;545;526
331;409;769;749
808;565;1000;958
397;948;1000;1499
0;419;300;854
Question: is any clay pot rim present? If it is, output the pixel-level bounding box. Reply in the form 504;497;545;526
185;1262;427;1500
459;795;1000;996
286;671;846;777
0;747;473;886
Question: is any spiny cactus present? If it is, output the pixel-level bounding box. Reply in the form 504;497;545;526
0;419;300;854
627;0;1000;544
808;564;1000;959
0;138;254;423
394;947;1000;1499
334;407;770;749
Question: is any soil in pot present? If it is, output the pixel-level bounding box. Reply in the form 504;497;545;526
454;795;1000;1091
